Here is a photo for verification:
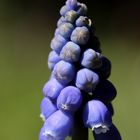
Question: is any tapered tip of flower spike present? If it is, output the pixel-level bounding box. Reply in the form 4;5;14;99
66;0;77;9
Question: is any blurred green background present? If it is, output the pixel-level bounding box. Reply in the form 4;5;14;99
0;0;140;140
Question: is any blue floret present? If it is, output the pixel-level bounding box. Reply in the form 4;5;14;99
52;60;76;85
71;26;90;45
60;41;81;62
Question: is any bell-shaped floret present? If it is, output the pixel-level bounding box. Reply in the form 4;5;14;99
75;68;99;92
42;78;65;99
57;86;82;112
53;60;76;85
66;0;78;10
50;35;67;53
64;10;78;23
77;3;87;16
60;5;71;16
40;97;57;121
83;100;112;134
60;41;81;62
58;23;75;39
40;110;73;140
76;16;92;27
48;51;61;71
81;48;102;69
71;26;90;45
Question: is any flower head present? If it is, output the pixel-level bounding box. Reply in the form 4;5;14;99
50;35;67;53
71;26;90;45
48;51;61;70
53;60;76;85
39;110;73;140
75;68;99;92
83;100;112;134
58;22;74;39
60;41;81;62
42;78;64;99
57;86;82;112
81;48;102;69
40;97;57;121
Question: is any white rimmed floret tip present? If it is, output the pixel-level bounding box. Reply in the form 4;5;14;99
92;124;110;134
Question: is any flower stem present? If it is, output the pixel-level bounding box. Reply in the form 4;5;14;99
72;120;88;140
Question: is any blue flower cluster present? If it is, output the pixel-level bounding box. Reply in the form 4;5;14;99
39;0;121;140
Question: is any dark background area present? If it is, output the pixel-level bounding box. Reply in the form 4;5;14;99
0;0;140;140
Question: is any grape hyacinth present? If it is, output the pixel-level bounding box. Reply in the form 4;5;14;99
39;0;122;140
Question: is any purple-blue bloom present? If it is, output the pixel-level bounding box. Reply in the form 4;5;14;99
60;41;81;62
75;68;99;92
60;5;71;16
65;0;78;10
76;16;92;27
81;48;102;69
57;16;66;27
40;110;73;140
42;78;64;100
57;86;82;112
53;60;76;85
40;97;57;121
48;51;61;71
77;3;87;16
71;26;90;45
50;34;67;53
83;100;112;134
58;22;75;39
64;10;78;23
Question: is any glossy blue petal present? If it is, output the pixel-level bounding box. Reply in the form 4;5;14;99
83;100;112;134
60;41;81;62
76;16;92;27
48;51;61;71
58;22;74;39
64;10;78;23
53;60;76;85
93;80;117;103
41;110;73;140
42;78;65;99
57;86;82;112
66;0;78;10
71;26;90;45
50;35;67;53
77;3;87;16
57;17;66;27
75;68;99;92
40;97;57;121
60;5;71;16
81;48;102;69
93;123;122;140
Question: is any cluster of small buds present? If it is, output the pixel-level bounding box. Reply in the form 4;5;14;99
39;0;122;140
